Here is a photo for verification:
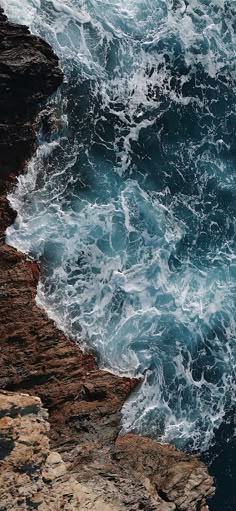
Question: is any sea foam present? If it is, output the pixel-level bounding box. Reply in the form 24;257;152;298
5;0;236;452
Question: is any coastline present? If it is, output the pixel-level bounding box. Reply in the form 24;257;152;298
0;7;214;510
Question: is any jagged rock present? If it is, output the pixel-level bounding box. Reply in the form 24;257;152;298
0;391;123;511
0;391;214;511
0;6;63;178
114;435;214;511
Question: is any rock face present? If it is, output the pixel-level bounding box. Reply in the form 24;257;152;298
0;389;214;511
0;391;122;511
0;6;63;179
0;6;215;511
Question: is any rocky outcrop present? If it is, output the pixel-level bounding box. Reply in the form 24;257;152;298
0;6;63;179
114;436;213;511
0;391;121;511
0;6;214;511
0;389;214;511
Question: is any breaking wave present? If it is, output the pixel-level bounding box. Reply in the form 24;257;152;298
4;0;236;458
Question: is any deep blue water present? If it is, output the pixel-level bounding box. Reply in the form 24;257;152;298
3;1;236;508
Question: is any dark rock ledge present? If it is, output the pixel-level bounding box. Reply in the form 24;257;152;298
0;7;215;510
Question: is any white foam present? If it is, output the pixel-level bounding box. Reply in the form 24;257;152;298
5;0;236;453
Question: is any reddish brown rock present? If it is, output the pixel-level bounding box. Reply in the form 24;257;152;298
0;241;137;459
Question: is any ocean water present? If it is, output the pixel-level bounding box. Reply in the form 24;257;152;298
3;0;236;508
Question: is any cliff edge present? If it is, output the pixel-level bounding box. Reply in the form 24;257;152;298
0;7;214;510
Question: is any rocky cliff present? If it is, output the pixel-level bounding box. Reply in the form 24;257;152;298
0;7;214;510
0;6;62;180
0;391;122;511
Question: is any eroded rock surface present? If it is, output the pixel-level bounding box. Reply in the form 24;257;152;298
0;390;214;511
0;391;123;511
0;6;214;511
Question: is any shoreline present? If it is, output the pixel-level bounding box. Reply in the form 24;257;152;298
0;7;214;510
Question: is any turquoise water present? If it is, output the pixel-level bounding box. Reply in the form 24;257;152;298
3;0;236;506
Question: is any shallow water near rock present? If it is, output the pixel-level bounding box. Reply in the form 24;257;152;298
3;1;236;508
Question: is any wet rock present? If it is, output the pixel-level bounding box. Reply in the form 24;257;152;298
37;105;64;139
0;6;63;178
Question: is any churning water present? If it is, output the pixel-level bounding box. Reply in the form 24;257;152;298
3;0;236;507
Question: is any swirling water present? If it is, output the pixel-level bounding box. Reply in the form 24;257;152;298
3;0;236;507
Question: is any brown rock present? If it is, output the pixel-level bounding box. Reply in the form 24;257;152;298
0;390;123;511
114;434;214;510
0;391;214;511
